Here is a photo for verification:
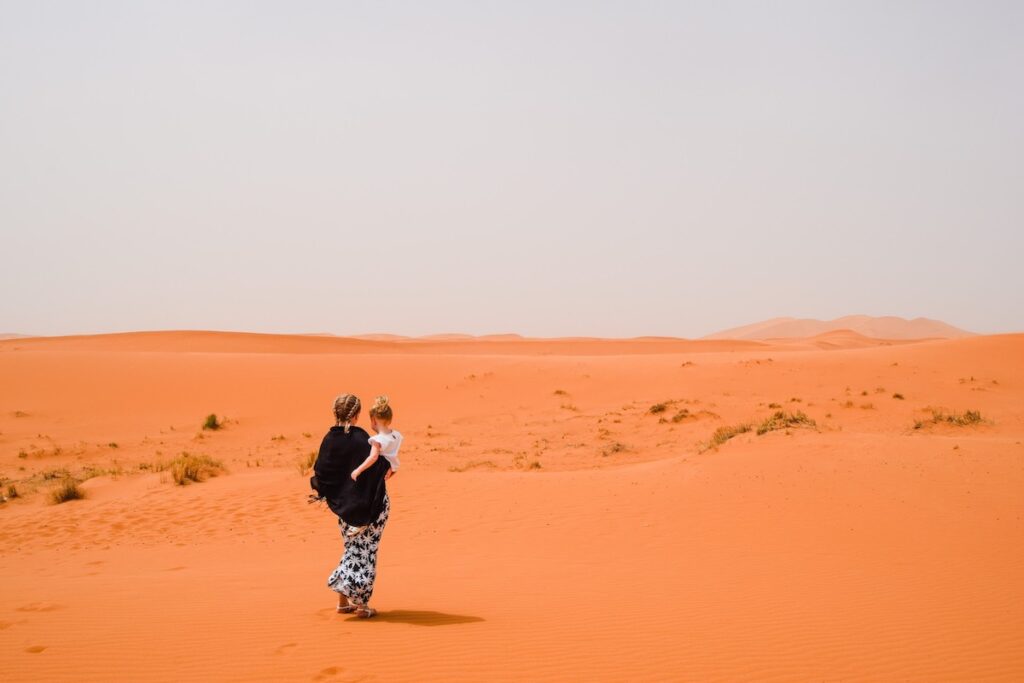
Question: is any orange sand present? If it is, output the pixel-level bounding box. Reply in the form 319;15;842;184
1;331;1022;681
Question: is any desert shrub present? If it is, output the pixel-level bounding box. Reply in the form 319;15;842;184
702;423;752;451
50;478;84;504
202;414;222;431
892;393;905;400
6;484;18;499
528;461;542;470
671;409;690;423
553;389;568;396
602;442;627;456
931;410;983;426
649;403;668;414
108;442;119;448
767;403;781;409
162;453;225;485
756;410;816;435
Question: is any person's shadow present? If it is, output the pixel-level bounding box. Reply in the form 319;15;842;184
353;609;483;626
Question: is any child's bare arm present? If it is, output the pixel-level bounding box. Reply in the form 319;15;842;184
351;444;381;480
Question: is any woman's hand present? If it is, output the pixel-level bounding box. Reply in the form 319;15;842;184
350;470;359;481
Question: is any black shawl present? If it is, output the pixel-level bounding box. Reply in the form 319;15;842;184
311;425;390;526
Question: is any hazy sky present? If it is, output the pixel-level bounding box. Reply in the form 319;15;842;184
2;1;1021;337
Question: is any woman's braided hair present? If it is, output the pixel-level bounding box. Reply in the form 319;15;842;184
333;393;361;433
369;395;393;423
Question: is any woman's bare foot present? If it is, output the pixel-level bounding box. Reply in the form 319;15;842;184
337;595;357;614
356;606;376;618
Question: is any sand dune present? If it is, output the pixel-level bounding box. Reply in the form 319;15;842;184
707;314;974;340
1;331;1022;681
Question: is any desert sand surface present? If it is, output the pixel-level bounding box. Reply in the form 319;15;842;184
1;331;1022;681
706;315;975;340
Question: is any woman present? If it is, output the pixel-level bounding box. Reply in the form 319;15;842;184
310;393;394;618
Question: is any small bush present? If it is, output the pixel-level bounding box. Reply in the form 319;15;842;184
671;409;690;423
202;414;222;431
767;403;781;409
108;442;119;448
6;484;18;499
50;478;84;504
553;389;568;396
756;411;816;435
602;442;627;456
931;410;983;426
702;423;752;451
162;453;225;485
528;461;542;470
649;403;668;414
892;393;905;400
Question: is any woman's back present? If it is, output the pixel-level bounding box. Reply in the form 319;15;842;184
313;425;389;526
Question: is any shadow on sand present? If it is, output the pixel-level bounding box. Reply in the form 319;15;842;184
352;609;484;626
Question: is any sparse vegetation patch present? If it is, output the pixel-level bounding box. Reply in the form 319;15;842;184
756;410;816;435
161;453;225;485
701;423;753;452
202;414;222;431
49;478;84;504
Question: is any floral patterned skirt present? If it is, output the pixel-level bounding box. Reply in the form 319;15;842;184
327;495;389;606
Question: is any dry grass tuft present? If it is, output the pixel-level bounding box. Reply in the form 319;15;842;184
701;423;752;451
671;409;690;423
161;453;225;485
756;410;816;435
448;460;498;473
649;403;668;414
297;451;317;474
602;442;627;457
930;409;983;426
892;393;905;400
49;478;84;504
202;414;222;431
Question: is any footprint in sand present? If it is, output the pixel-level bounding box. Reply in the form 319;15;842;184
313;666;342;680
275;642;298;655
25;645;47;653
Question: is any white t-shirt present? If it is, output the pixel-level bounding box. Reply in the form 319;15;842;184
369;429;402;471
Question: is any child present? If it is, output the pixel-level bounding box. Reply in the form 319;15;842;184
351;395;402;481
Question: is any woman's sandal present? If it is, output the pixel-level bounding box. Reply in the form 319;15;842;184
337;604;358;614
356;607;376;619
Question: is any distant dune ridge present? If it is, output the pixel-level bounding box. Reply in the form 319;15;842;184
705;315;974;340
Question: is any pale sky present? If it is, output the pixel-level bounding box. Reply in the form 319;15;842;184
2;1;1021;337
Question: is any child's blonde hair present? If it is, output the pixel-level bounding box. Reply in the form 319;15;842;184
369;395;393;423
